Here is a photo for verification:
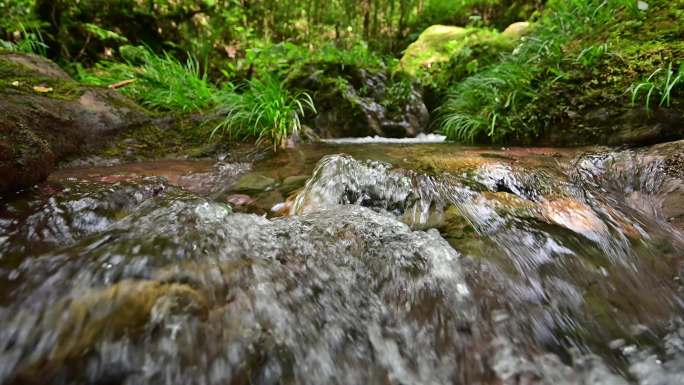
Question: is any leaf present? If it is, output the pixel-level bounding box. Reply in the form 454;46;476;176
33;86;53;93
84;23;128;43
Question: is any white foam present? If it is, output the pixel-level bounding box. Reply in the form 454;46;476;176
321;133;447;144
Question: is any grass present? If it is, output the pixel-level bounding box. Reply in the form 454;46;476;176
76;46;316;148
76;47;218;112
437;0;644;143
630;63;684;109
0;24;47;55
212;75;316;148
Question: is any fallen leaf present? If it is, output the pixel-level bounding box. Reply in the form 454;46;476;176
33;86;54;93
11;81;20;87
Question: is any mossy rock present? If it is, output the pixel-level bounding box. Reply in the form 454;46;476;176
14;280;208;383
400;25;511;75
502;21;531;38
289;62;429;138
0;53;150;196
232;173;278;194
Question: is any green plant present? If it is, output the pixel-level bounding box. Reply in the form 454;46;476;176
77;46;218;112
630;63;684;109
575;43;610;66
135;51;217;112
1;24;48;55
212;75;316;148
437;0;640;143
83;23;129;43
439;61;537;142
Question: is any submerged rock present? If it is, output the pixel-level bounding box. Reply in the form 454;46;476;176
1;142;684;385
231;173;278;193
0;53;149;196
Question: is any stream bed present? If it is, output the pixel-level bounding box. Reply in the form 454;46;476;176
1;141;683;385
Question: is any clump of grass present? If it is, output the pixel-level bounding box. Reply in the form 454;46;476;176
439;61;538;142
133;51;217;112
629;62;683;109
437;0;640;143
0;24;47;55
77;46;217;112
212;75;316;148
77;46;316;148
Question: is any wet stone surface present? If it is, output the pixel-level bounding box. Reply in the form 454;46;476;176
1;140;683;384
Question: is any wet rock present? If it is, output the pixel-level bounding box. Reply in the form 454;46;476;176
10;279;208;384
0;53;71;80
0;53;150;196
231;173;277;194
225;193;256;207
279;175;309;195
292;155;415;215
0;192;473;385
0;178;169;266
541;103;684;146
575;139;684;233
2;147;684;385
291;63;429;138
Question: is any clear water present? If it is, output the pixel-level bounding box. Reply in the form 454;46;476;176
0;141;682;385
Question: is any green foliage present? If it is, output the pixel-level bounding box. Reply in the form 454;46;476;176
77;45;316;147
409;0;541;35
77;47;217;112
0;24;48;55
213;75;316;148
630;63;684;109
133;52;217;112
439;61;538;142
83;23;129;43
0;0;47;55
0;0;43;33
438;0;645;143
412;28;516;91
234;41;385;82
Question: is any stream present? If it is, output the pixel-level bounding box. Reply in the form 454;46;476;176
0;140;683;385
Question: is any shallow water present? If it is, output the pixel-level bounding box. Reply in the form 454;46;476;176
0;141;683;385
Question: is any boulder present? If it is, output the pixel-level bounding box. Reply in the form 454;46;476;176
540;103;684;146
400;25;509;75
0;53;150;196
401;25;466;74
291;63;429;138
502;21;531;38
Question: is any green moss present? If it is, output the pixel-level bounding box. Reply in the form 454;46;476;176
100;119;223;160
12;128;51;167
0;56;84;101
435;0;684;144
400;26;512;75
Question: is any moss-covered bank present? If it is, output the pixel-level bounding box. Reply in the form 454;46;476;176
0;52;149;195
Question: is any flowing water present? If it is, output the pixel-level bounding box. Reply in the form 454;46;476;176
0;140;683;385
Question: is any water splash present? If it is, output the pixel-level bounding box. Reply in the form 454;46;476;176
1;142;683;385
